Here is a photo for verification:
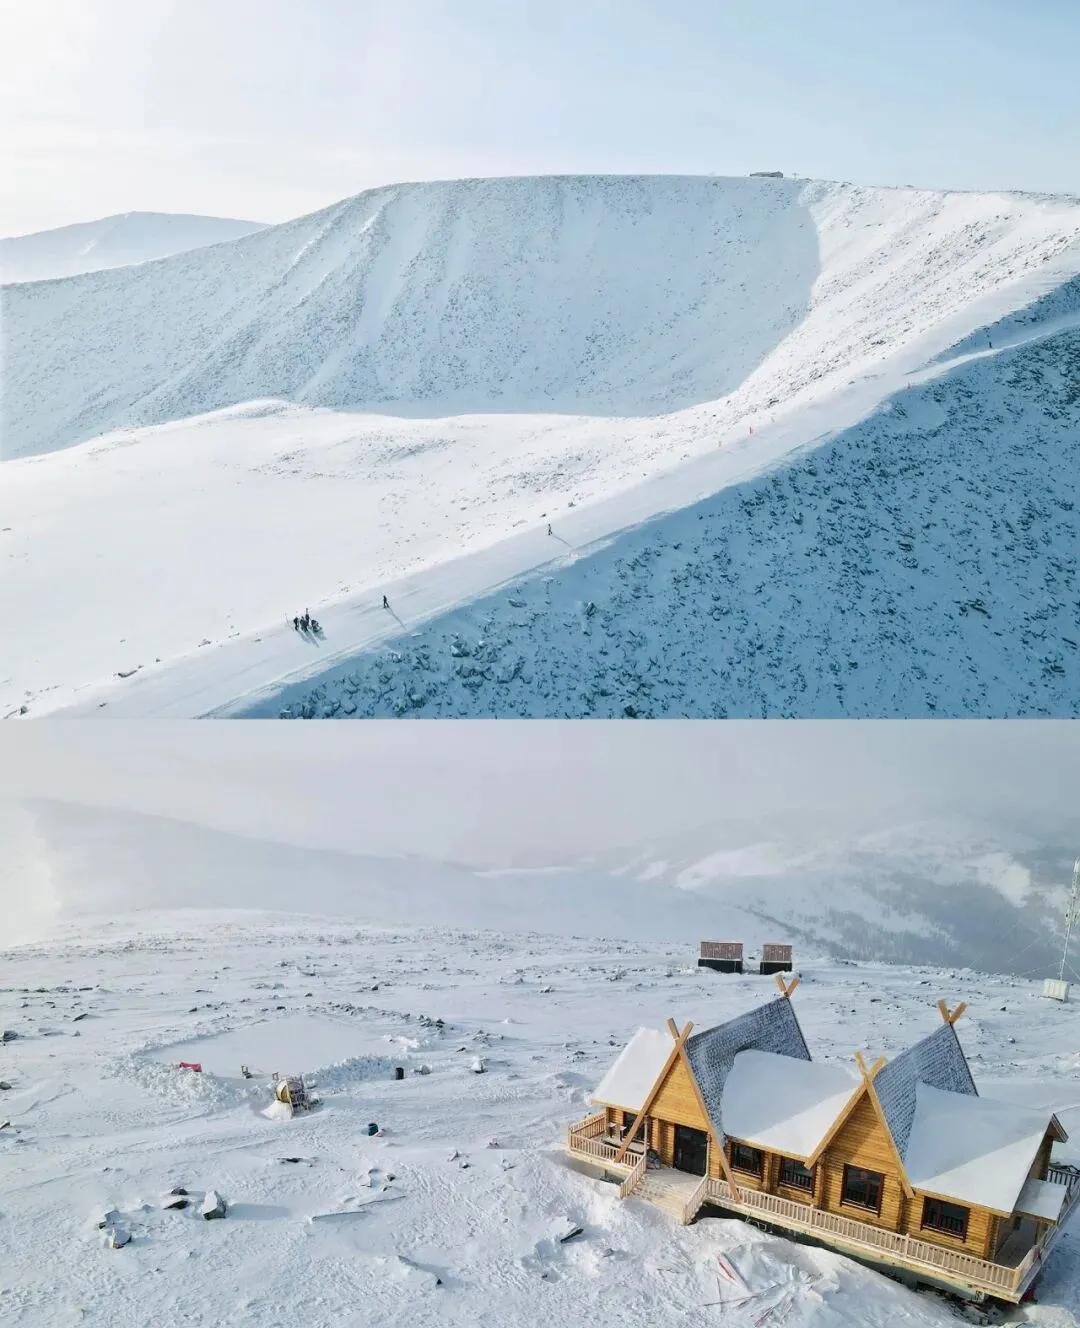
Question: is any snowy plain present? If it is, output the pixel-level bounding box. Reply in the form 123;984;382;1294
2;908;1078;1328
2;174;1080;718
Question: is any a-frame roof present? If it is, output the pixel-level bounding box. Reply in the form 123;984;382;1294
685;995;811;1144
874;1020;977;1159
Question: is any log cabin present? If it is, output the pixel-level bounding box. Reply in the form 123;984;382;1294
565;977;1077;1304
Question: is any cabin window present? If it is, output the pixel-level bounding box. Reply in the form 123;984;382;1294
730;1142;764;1177
921;1197;969;1240
840;1165;884;1214
778;1157;814;1191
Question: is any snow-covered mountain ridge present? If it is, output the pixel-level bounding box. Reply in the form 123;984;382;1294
3;175;1079;717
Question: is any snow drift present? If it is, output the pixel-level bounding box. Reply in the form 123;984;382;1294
0;211;265;284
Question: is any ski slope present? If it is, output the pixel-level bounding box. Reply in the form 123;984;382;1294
2;909;1078;1328
0;212;265;283
3;175;1080;717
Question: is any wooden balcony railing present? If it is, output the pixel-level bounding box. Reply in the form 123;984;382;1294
695;1170;1080;1299
619;1150;648;1198
565;1121;1080;1301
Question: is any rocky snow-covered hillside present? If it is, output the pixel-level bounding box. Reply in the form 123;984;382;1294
3;175;1079;717
274;291;1080;719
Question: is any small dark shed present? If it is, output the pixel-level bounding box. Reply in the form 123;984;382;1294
698;940;744;974
760;943;793;975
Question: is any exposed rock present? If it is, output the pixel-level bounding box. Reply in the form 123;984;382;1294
107;1227;131;1249
200;1190;227;1220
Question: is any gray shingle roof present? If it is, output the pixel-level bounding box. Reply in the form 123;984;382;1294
685;996;811;1143
874;1021;978;1160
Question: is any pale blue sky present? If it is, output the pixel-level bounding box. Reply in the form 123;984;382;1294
3;0;1078;235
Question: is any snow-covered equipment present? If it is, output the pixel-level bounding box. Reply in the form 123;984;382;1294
698;941;743;974
272;1073;318;1111
176;1060;202;1073
568;982;1077;1306
1042;858;1079;1002
759;943;793;976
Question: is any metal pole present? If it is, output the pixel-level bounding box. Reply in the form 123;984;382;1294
1060;858;1080;983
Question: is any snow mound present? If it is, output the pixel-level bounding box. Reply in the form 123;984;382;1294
104;1051;248;1109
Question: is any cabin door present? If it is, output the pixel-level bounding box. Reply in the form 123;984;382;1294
673;1124;708;1175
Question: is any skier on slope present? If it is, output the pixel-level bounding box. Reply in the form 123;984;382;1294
382;594;389;610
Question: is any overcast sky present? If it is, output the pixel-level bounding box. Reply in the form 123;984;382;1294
2;722;1078;867
4;1;1079;236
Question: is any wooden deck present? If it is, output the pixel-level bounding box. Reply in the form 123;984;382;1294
566;1118;1080;1303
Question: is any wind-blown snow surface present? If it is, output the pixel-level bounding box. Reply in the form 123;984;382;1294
0;212;265;283
2;911;1077;1328
3;176;1080;717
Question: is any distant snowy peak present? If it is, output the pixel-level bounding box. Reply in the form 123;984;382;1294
0;211;266;283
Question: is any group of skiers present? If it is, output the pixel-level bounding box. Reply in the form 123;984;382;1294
291;610;321;635
290;596;393;637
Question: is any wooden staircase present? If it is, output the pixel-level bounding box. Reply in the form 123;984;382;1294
629;1169;706;1224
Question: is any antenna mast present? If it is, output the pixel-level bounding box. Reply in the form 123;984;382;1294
1059;858;1080;982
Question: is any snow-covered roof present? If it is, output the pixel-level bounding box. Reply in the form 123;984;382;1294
591;1027;671;1110
902;1082;1052;1214
1015;1176;1069;1223
874;1022;977;1158
721;1050;859;1158
685;997;811;1144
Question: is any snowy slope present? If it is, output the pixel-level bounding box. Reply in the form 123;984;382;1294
3;176;1080;717
265;300;1080;719
4;798;764;950
1;910;1077;1328
0;211;265;283
7;798;1076;980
